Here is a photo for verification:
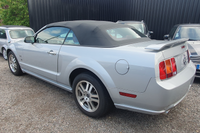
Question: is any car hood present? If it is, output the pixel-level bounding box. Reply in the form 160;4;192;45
10;38;24;43
187;41;200;56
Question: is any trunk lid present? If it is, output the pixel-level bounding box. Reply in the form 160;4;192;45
118;38;190;79
146;39;190;79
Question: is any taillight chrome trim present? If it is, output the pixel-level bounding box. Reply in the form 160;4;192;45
159;57;177;80
187;50;190;63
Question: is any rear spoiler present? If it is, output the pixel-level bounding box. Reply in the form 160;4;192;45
145;38;188;51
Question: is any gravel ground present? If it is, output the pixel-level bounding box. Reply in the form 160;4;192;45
0;56;200;133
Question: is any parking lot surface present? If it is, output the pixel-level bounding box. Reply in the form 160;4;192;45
0;56;200;133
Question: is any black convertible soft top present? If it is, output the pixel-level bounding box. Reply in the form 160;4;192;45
46;20;150;48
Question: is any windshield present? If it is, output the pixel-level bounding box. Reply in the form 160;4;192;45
127;23;146;34
106;27;146;41
174;26;200;41
9;29;34;39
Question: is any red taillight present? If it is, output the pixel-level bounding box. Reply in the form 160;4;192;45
187;50;190;63
159;57;177;80
159;61;167;80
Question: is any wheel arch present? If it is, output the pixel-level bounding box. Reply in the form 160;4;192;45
7;48;12;55
1;47;3;53
6;43;18;58
70;68;106;87
69;67;116;104
1;45;6;53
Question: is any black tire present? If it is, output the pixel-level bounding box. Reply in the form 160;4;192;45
72;72;113;118
2;48;7;60
8;51;23;76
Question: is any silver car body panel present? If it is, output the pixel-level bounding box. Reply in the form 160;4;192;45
116;62;195;114
20;43;60;81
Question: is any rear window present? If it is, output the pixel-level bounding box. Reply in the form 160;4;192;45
127;23;146;34
9;29;34;39
106;28;146;41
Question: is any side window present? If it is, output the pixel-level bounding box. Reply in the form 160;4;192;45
36;27;70;44
169;26;178;39
173;28;180;40
0;29;7;39
144;23;148;34
64;30;80;45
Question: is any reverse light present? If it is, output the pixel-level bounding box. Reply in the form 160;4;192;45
159;57;177;80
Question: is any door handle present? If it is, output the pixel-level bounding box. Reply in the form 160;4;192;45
47;50;56;55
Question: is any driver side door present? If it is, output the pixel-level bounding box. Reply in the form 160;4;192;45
21;27;70;81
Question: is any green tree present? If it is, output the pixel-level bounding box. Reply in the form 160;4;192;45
0;0;30;26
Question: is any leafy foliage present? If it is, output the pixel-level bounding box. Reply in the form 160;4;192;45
0;0;30;26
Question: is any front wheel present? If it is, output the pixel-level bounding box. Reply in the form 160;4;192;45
8;51;23;76
72;73;113;118
2;48;7;60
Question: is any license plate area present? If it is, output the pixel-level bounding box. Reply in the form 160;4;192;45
182;51;189;66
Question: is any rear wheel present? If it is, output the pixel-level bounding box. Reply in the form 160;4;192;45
8;51;23;76
72;73;113;118
2;48;7;60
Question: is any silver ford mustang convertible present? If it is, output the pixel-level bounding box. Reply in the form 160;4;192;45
7;21;195;117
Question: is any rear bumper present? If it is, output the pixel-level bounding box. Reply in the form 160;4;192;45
115;62;196;115
196;70;200;78
193;64;200;78
190;57;200;78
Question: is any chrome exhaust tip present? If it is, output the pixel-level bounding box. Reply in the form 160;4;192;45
165;110;170;114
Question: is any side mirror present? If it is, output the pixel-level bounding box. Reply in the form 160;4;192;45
149;31;153;34
24;36;35;43
163;34;169;40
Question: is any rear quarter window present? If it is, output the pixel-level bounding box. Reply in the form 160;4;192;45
106;27;146;41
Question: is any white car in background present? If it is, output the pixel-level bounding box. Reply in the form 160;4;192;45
0;25;34;60
164;24;200;77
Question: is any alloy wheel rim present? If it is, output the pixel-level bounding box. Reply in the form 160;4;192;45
75;80;99;112
9;54;17;73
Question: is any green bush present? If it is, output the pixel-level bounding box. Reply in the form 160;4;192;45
0;0;30;26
